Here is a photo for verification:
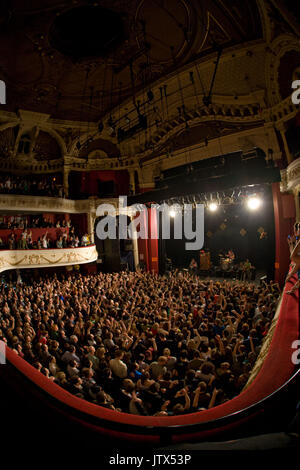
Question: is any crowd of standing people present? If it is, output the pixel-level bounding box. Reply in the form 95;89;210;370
0;216;90;250
0;270;280;416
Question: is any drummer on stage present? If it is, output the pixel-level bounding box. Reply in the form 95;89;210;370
226;248;235;262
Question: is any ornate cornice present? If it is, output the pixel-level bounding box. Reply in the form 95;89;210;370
0;195;118;213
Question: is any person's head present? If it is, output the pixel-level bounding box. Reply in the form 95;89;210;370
82;367;93;379
162;371;172;381
73;376;83;386
198;381;207;392
172;403;185;415
114;349;124;360
96;347;106;359
185;369;195;382
68;360;77;369
49;355;56;364
122;379;135;393
96;391;107;404
201;362;215;375
220;362;230;370
41;367;50;377
56;371;66;382
158;356;167;366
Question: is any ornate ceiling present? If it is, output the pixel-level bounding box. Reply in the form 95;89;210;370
0;0;299;187
0;0;263;121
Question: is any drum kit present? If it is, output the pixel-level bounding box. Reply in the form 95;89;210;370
221;257;231;271
220;255;234;271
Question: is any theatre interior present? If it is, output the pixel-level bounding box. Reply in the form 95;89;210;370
0;0;300;453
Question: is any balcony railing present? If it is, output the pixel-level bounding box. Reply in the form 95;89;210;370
0;245;98;272
0;194;119;214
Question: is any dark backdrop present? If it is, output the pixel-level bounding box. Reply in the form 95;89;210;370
164;186;275;276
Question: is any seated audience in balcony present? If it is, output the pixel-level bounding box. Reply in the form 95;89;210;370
0;174;64;197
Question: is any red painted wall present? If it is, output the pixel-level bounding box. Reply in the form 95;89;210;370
137;210;149;271
147;207;159;274
136;208;159;274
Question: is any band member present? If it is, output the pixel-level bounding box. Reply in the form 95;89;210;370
241;259;252;281
189;258;198;274
227;249;235;261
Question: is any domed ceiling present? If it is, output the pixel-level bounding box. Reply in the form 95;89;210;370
0;0;263;122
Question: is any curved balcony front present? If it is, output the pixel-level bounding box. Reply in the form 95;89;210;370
0;194;118;213
0;245;98;273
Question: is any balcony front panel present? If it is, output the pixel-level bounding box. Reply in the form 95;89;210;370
0;245;98;272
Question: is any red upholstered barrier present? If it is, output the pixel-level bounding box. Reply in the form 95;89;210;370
1;271;299;443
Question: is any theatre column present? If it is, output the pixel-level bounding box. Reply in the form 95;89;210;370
87;211;96;243
147;206;159;274
137;209;149;271
130;216;139;270
63;168;70;198
129;169;135;194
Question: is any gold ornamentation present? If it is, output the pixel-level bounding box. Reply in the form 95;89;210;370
0;246;97;273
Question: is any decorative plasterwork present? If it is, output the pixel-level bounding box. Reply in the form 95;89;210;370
0;28;299;181
139;124;282;187
0;245;98;273
280;157;300;192
0;195;119;214
265;34;300;107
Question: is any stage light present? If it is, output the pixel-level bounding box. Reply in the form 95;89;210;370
247;196;261;210
208;202;218;212
169;209;176;218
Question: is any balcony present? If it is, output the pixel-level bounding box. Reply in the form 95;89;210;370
280;157;300;192
0;194;119;214
0;245;98;273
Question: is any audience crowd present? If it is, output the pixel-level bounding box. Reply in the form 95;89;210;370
0;215;91;250
0;215;72;231
0;175;63;198
0;271;280;416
